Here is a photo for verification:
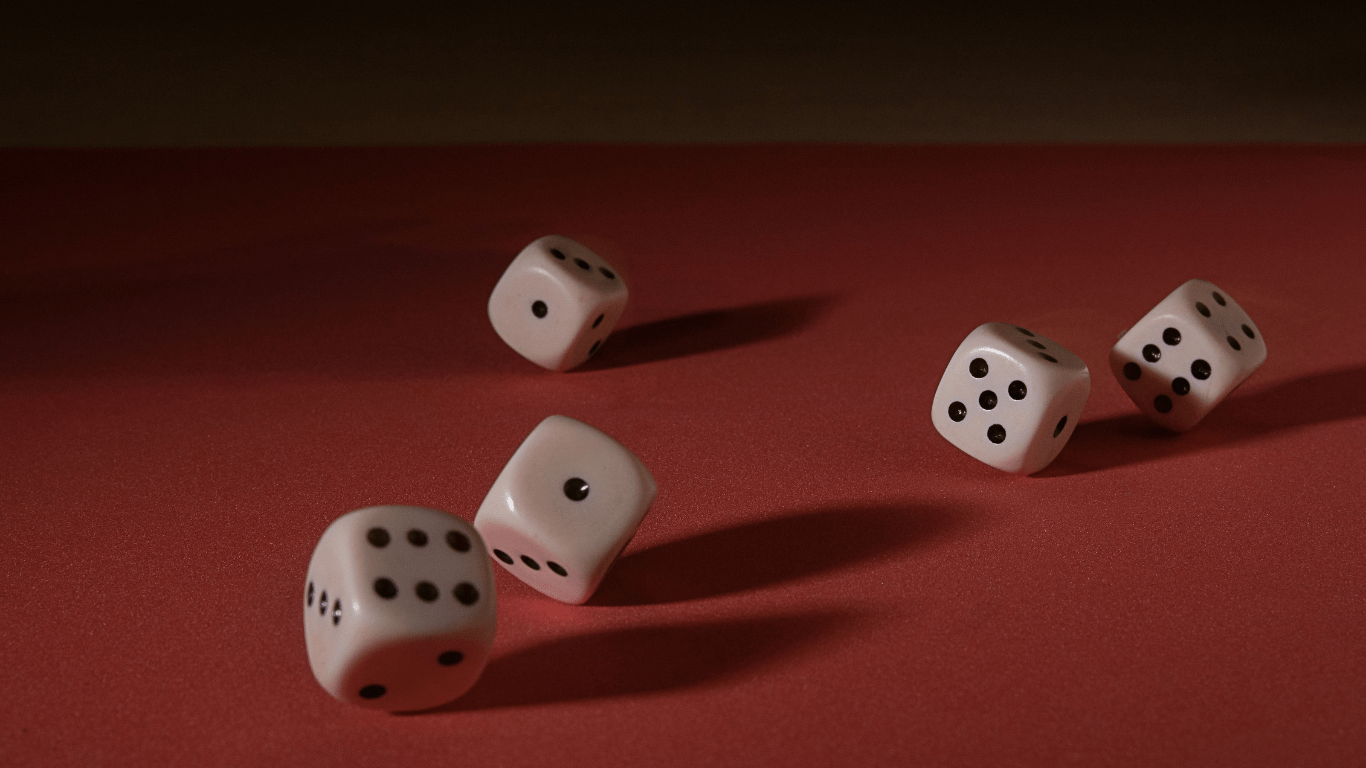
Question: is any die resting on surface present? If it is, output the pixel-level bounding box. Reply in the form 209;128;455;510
931;322;1091;475
488;235;629;371
1111;279;1266;432
303;505;496;712
475;415;657;605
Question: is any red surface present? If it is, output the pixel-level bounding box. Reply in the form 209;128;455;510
2;146;1364;767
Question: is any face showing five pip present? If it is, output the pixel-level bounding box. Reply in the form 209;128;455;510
1110;279;1267;432
474;415;657;605
487;235;629;371
303;506;497;712
931;322;1091;475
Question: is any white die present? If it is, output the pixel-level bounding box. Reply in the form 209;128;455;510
931;322;1091;474
488;235;629;371
303;506;497;712
1110;279;1267;432
474;415;657;605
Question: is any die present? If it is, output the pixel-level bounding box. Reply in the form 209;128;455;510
931;322;1091;474
303;505;497;711
1110;279;1267;432
474;415;657;604
488;235;629;371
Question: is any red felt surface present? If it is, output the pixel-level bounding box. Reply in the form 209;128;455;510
1;146;1364;767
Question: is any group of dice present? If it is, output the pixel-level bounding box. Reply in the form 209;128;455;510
931;278;1267;474
304;235;1270;714
304;237;657;712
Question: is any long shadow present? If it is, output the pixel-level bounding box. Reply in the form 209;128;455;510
418;612;851;713
1041;366;1366;476
580;294;837;370
591;503;971;607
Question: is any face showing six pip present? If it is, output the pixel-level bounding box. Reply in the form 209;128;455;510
1111;282;1265;430
303;507;494;706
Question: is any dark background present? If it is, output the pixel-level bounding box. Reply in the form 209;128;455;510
3;2;1365;145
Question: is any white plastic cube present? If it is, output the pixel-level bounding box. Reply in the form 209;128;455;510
931;322;1091;474
303;505;497;712
488;235;629;371
474;415;657;605
1110;279;1267;432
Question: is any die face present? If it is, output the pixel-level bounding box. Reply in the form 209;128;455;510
488;236;629;371
931;323;1091;474
474;415;657;604
1111;279;1267;432
304;506;497;711
335;635;489;713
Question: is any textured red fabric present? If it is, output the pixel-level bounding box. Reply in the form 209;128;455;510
1;146;1364;767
